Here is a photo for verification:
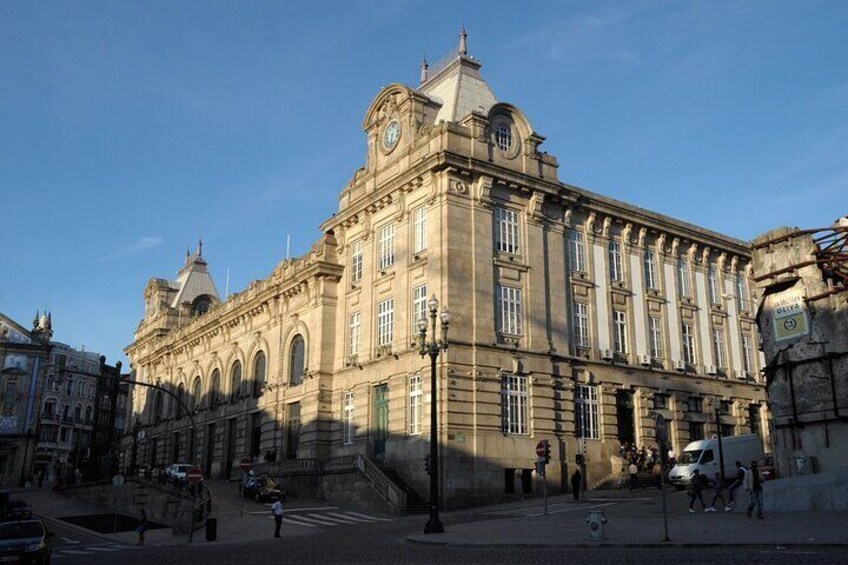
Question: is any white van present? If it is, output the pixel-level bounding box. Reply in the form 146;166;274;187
669;434;764;488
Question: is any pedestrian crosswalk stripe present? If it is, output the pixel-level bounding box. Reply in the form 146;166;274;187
305;513;354;524
282;517;318;527
343;511;392;522
285;514;341;526
325;512;381;523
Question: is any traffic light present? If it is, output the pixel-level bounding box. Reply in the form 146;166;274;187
544;441;551;464
424;455;431;475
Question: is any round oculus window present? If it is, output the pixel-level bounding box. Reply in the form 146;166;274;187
382;120;401;151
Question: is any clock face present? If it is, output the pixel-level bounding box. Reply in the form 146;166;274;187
382;120;401;150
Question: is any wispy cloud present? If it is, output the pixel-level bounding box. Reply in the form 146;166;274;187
99;236;163;262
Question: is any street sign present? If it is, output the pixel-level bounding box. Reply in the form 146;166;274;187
187;466;203;484
655;414;668;443
239;457;252;473
535;440;547;457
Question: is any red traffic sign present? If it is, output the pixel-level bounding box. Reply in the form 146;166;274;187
239;457;252;473
536;440;548;457
186;466;203;484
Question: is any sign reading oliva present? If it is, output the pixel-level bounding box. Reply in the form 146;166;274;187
772;289;809;341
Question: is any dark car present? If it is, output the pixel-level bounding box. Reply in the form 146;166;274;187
8;500;32;521
0;520;54;564
243;476;283;502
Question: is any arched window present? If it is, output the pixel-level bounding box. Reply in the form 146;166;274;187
192;376;202;411
210;369;221;407
495;123;512;151
253;351;266;397
289;335;306;386
74;404;82;422
230;361;242;402
190;295;213;317
42;400;56;418
176;383;185;420
85;406;93;424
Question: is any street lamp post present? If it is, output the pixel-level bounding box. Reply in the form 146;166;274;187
714;405;727;484
18;427;33;487
418;295;449;535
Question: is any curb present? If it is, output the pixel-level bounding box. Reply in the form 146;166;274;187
33;512;133;545
405;537;848;549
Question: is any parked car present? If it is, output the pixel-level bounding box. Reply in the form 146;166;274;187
7;500;32;521
0;519;54;564
165;463;195;485
243;475;283;502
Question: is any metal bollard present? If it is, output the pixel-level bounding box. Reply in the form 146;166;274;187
586;510;608;541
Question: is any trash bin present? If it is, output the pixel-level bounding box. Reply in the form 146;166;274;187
205;517;217;541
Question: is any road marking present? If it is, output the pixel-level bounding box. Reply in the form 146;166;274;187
283;514;341;526
282;517;318;527
325;512;382;523
305;513;356;524
525;502;617;517
60;537;79;545
284;506;339;513
343;511;392;522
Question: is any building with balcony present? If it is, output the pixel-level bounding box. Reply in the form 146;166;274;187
125;33;769;508
0;312;52;483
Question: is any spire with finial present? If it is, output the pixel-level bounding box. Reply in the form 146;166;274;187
198;237;203;257
420;57;429;83
185;246;190;265
458;25;467;56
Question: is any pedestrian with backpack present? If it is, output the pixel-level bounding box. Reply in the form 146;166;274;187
688;470;709;513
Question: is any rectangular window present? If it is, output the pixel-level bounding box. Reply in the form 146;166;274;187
349;312;361;357
495;207;520;254
644;249;657;290
378;224;395;270
748;404;761;435
687;396;703;413
613;311;628;355
608;239;623;282
649;317;664;359
412;206;427;254
689;421;704;441
350;240;363;283
343;391;355;445
412;284;428;332
719;400;732;415
501;374;528;435
408;375;422;436
3;382;15;414
682;323;696;365
574;384;599;440
652;394;668;410
569;229;586;273
497;285;523;335
720;423;735;438
677;258;691;298
377;299;394;347
713;329;726;369
741;335;753;375
286;402;301;459
573;302;590;348
77;382;84;396
736;273;748;313
708;264;719;304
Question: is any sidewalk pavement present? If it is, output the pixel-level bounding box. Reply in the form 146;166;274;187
10;481;848;548
408;489;848;547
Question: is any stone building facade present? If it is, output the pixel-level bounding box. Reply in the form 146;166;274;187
125;36;770;508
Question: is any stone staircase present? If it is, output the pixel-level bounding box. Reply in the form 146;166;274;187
377;464;428;514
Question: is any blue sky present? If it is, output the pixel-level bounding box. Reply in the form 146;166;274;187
2;1;846;365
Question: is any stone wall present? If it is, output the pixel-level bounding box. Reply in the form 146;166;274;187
751;224;848;483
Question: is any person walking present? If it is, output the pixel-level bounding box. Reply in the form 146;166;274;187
726;461;747;511
570;468;582;501
136;509;147;546
271;498;284;538
652;462;663;489
745;460;765;519
707;472;726;512
628;462;638;491
688;470;709;513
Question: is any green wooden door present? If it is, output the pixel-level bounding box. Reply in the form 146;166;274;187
372;385;389;461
